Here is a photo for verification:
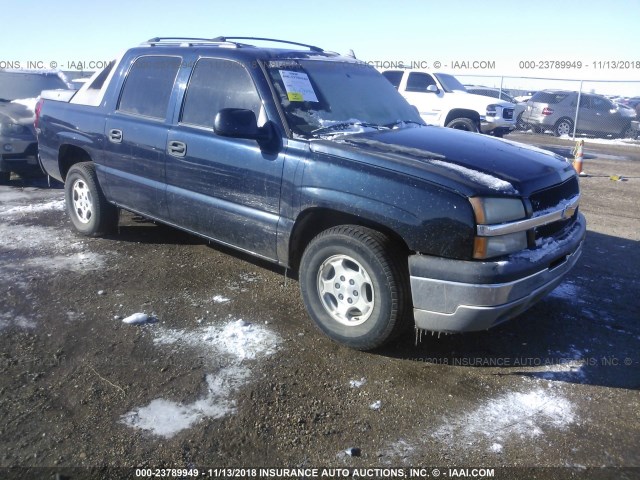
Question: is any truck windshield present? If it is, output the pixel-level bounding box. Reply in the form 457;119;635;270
267;60;424;137
0;72;69;101
433;73;467;93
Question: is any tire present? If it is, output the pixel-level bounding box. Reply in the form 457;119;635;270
299;225;410;350
553;118;573;137
516;113;528;131
445;117;479;133
0;172;10;185
533;125;544;134
65;162;118;236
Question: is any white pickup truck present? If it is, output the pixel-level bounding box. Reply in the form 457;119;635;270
382;70;516;137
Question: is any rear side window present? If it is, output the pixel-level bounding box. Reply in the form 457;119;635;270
405;72;437;92
381;71;403;89
118;55;181;119
530;92;569;104
181;58;261;128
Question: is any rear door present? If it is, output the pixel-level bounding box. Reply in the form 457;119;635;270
589;95;624;135
103;55;182;219
165;57;285;260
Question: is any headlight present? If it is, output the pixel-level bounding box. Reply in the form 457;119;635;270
0;122;30;136
486;104;500;117
469;197;525;224
470;197;527;259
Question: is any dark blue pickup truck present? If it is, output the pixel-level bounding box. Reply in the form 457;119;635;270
36;37;586;349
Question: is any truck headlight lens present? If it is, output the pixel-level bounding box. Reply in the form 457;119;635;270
470;197;527;259
0;122;30;136
470;197;525;224
486;104;500;117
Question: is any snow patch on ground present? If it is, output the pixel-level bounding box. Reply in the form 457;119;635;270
123;319;281;438
349;378;367;388
548;281;580;301
21;252;106;272
383;387;575;464
0;194;108;331
1;199;65;216
432;388;575;445
120;365;250;438
0;313;37;332
154;319;280;361
212;295;230;303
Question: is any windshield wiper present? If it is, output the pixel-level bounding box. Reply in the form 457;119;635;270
385;120;426;128
311;121;389;137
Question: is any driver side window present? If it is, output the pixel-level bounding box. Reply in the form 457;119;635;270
406;72;437;92
181;58;263;128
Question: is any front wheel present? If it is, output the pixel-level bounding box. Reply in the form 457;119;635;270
299;225;410;350
445;117;479;133
65;162;118;236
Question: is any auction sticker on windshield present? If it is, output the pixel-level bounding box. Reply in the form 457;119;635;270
279;70;318;102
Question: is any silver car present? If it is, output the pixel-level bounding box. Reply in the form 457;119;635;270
521;90;639;138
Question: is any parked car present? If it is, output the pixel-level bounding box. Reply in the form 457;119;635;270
0;70;72;183
464;86;528;130
36;37;585;350
513;91;538;103
619;96;640;117
521;90;639;138
382;70;516;137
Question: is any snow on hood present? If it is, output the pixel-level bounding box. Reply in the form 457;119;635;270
11;97;39;111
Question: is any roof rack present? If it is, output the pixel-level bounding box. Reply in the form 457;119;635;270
143;36;325;53
142;37;324;53
144;37;239;47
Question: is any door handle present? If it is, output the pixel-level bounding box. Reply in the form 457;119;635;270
108;129;123;143
168;140;187;158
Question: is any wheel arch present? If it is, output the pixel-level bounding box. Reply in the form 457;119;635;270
287;207;410;272
58;144;93;181
444;109;481;125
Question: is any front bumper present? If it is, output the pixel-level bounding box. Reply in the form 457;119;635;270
409;213;586;333
0;140;41;174
480;116;515;134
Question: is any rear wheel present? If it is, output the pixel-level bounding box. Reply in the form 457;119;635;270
554;118;573;137
65;162;118;236
516;112;528;131
445;117;479;133
299;225;410;350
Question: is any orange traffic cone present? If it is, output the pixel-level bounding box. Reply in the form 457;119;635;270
572;139;585;176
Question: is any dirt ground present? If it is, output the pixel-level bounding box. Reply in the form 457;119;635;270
0;134;639;480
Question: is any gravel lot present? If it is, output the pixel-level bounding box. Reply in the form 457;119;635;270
1;135;639;480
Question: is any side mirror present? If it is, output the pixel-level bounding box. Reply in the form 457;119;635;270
214;108;280;153
214;108;268;140
427;85;439;93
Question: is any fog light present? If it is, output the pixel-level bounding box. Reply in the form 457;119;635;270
3;144;13;152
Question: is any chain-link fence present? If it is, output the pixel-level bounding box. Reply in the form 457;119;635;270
456;75;640;140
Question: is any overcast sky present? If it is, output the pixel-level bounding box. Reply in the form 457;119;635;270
3;0;639;95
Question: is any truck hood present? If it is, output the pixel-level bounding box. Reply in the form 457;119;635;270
0;100;37;129
450;91;514;110
309;126;576;197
